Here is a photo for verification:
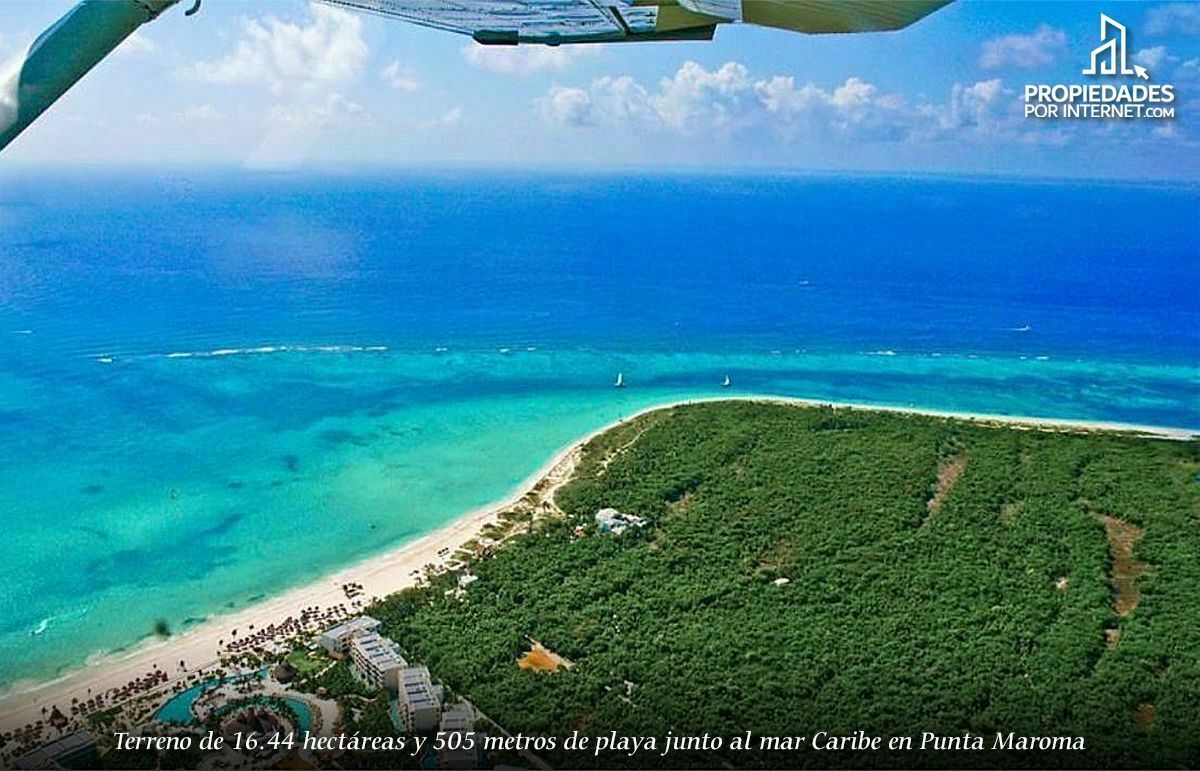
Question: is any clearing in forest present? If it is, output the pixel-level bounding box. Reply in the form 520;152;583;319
1132;702;1157;727
518;641;573;674
927;454;967;516
1000;500;1024;524
1099;515;1148;616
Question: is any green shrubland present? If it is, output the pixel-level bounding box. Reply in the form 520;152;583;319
372;402;1200;768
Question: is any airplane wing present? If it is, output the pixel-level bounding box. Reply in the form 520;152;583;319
0;0;951;153
316;0;952;45
320;1;718;45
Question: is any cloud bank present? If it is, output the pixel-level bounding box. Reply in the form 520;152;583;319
540;61;1021;142
537;59;1189;151
462;43;597;75
189;4;367;93
979;25;1067;69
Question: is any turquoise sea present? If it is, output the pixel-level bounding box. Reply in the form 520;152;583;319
0;171;1196;689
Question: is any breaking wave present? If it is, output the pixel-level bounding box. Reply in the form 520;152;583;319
95;344;390;364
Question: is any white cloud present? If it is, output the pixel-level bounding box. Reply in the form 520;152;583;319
588;76;655;124
268;93;366;127
115;31;156;58
183;2;371;169
540;86;595;126
1145;3;1200;36
381;60;420;92
538;74;658;128
540;62;918;140
935;79;1022;136
540;62;757;135
756;75;911;140
979;25;1067;69
189;4;367;93
462;43;596;75
1133;45;1171;69
244;92;370;170
652;61;754;132
536;60;1177;148
415;105;465;131
1131;47;1200;82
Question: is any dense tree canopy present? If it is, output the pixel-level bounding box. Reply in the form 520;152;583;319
371;402;1200;768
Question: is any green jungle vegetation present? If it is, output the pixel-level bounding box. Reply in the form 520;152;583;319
371;401;1200;768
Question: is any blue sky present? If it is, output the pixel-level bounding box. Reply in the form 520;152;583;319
1;0;1198;178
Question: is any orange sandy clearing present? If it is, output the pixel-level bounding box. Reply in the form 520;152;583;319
518;643;572;674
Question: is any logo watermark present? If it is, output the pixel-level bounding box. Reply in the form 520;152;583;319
1025;14;1175;120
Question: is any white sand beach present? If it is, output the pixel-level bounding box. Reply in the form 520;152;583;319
0;397;1192;737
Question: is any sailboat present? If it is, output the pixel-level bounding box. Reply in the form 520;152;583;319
721;374;732;388
614;372;625;388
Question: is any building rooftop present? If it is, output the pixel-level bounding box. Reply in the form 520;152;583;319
400;665;441;708
321;615;382;641
595;508;648;534
350;631;404;671
440;702;474;732
15;730;95;770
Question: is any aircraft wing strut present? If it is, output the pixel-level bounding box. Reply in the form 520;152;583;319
0;0;951;153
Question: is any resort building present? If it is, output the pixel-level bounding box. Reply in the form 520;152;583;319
348;630;406;693
14;730;97;770
399;665;444;734
318;616;382;655
595;507;648;535
438;702;480;769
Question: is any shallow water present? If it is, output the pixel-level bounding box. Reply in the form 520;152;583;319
0;171;1196;689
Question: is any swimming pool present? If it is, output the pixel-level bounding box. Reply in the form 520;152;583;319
154;669;268;724
280;697;313;734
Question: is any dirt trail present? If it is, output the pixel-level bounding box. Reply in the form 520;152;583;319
927;455;967;516
1099;515;1147;617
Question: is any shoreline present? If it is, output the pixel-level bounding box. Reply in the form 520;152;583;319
0;395;1194;734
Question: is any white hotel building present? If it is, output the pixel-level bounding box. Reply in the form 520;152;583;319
348;630;406;693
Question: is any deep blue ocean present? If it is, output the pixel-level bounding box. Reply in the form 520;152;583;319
0;171;1196;689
